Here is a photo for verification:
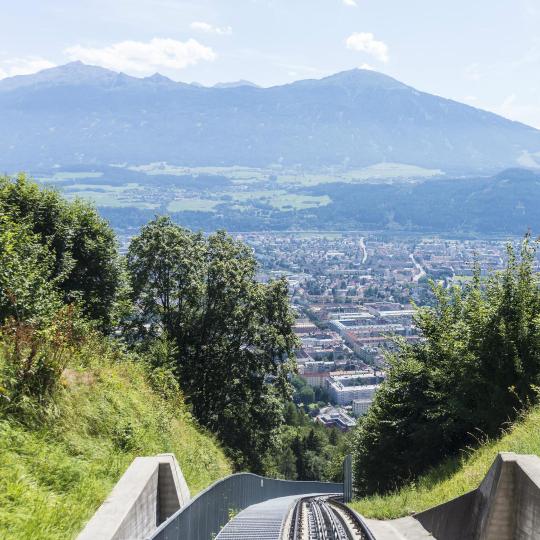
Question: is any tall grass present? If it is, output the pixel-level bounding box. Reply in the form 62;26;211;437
350;406;540;519
0;330;231;539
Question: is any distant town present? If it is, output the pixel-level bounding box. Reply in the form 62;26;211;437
235;233;534;430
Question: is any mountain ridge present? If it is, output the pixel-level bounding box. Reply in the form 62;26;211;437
0;62;539;172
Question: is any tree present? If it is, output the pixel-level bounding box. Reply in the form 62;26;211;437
0;175;121;329
0;215;60;324
278;446;297;479
127;218;298;471
353;236;540;496
127;216;205;342
291;434;305;479
299;386;315;405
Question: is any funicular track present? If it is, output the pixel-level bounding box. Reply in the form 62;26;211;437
288;496;375;540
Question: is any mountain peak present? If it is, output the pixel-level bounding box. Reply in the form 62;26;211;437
143;72;178;85
319;68;408;90
213;80;260;89
0;61;132;92
495;168;540;181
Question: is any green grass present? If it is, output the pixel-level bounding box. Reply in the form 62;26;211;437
64;191;159;209
52;172;104;181
129;163;268;181
224;190;331;210
350;406;540;519
0;341;231;539
167;198;221;212
266;193;331;210
277;163;443;186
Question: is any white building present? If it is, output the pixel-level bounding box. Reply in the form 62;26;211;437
326;373;384;405
352;399;372;417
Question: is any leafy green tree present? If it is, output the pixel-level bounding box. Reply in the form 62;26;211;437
0;175;121;328
328;428;339;446
353;235;540;495
291;434;306;479
277;446;298;479
127;217;298;472
0;216;60;324
0;215;87;415
303;451;328;481
299;386;315;405
126;216;205;341
268;402;347;481
305;428;326;452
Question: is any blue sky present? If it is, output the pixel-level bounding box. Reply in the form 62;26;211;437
2;0;540;127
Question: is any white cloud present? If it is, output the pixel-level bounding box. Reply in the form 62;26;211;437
0;57;56;79
190;21;232;35
343;0;358;6
346;32;389;63
360;63;374;71
501;93;517;111
65;38;216;75
490;93;540;130
464;62;482;81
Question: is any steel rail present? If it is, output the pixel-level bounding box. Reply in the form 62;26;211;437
288;496;376;540
323;500;354;540
327;498;376;540
288;497;302;540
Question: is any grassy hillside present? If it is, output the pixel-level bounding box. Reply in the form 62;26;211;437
351;406;540;519
0;335;231;540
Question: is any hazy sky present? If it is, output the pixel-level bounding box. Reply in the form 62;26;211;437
2;0;540;127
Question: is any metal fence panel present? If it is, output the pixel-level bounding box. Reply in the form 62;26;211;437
149;473;343;540
343;454;353;503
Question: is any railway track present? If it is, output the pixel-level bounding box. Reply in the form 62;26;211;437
287;496;375;540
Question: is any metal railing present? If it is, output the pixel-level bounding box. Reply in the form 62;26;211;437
149;473;343;540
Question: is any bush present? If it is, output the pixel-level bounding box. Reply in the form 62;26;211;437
0;307;86;418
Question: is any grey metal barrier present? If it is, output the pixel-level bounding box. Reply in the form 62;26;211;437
149;473;343;540
343;454;353;503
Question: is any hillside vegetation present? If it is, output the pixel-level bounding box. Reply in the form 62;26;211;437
351;404;540;518
0;329;231;539
352;237;540;495
0;174;309;539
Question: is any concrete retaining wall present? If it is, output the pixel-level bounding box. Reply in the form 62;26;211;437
415;452;540;540
77;454;190;540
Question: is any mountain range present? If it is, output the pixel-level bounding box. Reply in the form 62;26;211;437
0;61;539;173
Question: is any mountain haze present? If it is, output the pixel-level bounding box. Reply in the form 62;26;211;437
1;62;539;172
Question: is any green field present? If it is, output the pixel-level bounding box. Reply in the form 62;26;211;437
37;172;105;182
266;193;331;210
64;191;159;209
32;162;443;215
277;163;443;186
167;198;221;212
130;163;269;181
225;190;331;210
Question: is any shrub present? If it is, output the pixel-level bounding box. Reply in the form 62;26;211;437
0;307;82;418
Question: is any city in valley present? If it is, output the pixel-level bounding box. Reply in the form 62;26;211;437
235;233;532;431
